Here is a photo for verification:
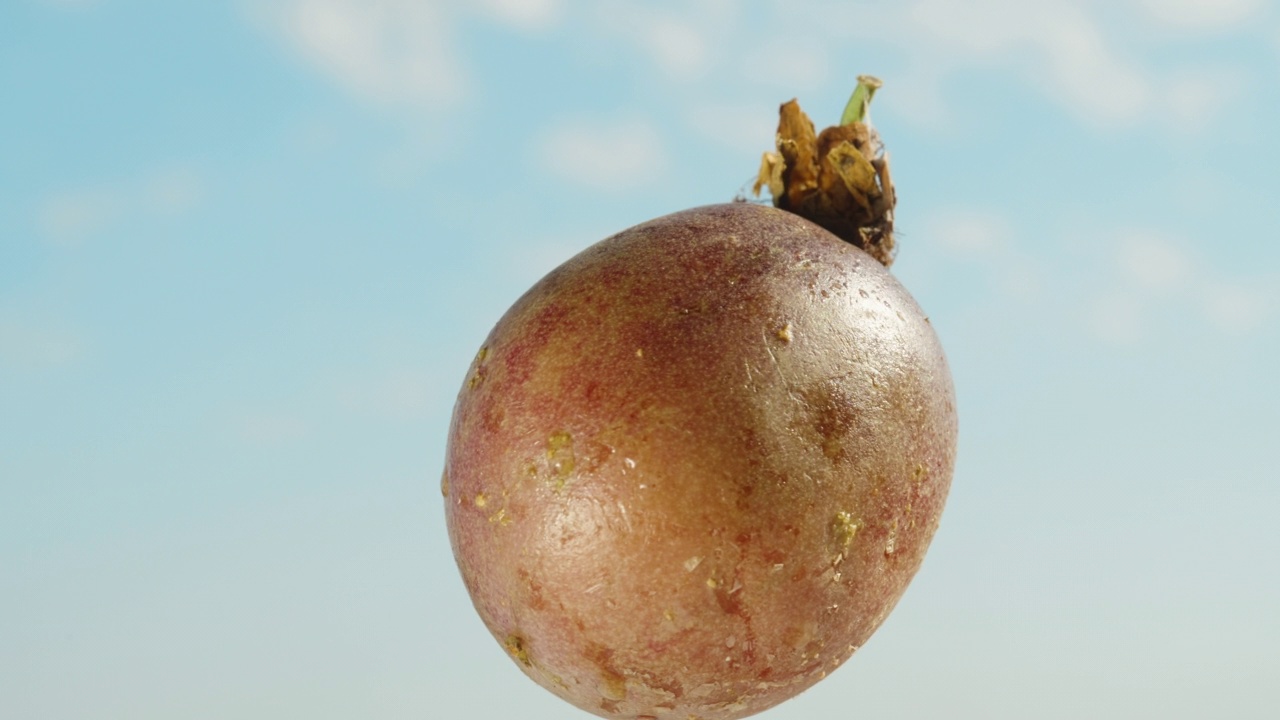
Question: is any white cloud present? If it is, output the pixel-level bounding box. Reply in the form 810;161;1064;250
687;101;777;154
642;17;711;79
923;209;1041;300
37;167;205;246
741;37;830;95
1134;0;1264;32
38;187;122;246
928;209;1012;256
905;0;1151;127
1092;229;1274;342
1200;281;1272;336
1118;232;1192;293
537;119;667;191
475;0;564;32
592;2;737;82
1158;66;1248;135
884;65;953;131
271;0;465;111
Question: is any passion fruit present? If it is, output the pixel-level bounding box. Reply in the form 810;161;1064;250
443;81;956;720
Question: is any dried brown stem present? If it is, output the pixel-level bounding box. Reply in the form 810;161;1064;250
753;97;897;266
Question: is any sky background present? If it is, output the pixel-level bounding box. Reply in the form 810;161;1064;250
3;1;1279;718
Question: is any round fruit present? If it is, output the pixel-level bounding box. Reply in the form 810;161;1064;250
444;202;956;720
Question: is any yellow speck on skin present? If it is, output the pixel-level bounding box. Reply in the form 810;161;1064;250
542;431;576;490
636;348;644;358
706;577;719;589
475;346;489;364
777;323;793;343
663;609;676;621
474;493;488;508
504;634;531;667
547;431;573;455
832;511;859;549
440;470;449;497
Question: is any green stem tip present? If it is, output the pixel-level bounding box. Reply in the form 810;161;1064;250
840;75;883;127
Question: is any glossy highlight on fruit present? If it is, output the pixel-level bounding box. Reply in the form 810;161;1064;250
444;202;956;720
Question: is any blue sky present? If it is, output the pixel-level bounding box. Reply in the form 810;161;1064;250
3;1;1278;718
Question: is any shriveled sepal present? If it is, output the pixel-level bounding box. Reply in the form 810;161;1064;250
754;76;897;266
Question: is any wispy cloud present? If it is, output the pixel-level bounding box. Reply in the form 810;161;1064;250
760;1;1261;135
903;0;1150;128
265;0;466;112
1117;231;1193;294
1200;280;1272;336
1157;65;1248;135
591;1;744;83
1090;230;1275;342
686;101;777;155
924;209;1041;300
38;187;122;246
537;118;667;191
740;36;831;95
475;0;564;33
37;167;205;246
928;209;1012;257
1133;0;1265;32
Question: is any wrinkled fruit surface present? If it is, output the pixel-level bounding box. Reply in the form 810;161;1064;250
444;203;956;720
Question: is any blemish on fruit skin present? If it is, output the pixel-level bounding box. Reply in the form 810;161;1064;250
885;518;899;556
586;645;628;702
544;431;576;490
474;493;488;508
776;323;793;343
504;634;532;667
832;511;859;549
684;556;703;572
440;469;449;497
466;347;491;388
